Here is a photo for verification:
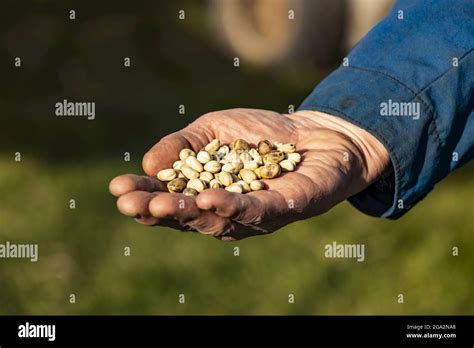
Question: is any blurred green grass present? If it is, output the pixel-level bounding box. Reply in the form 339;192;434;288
0;156;472;315
0;0;472;316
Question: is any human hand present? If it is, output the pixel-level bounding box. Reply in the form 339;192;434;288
109;108;389;241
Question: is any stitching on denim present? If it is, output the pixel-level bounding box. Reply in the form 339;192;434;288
348;65;420;98
412;48;474;97
407;49;474;149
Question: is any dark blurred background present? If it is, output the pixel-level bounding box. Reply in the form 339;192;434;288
0;0;472;315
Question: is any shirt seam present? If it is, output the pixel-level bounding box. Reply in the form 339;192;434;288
410;48;474;98
406;48;474;149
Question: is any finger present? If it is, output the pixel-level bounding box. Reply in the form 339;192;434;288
117;191;158;217
196;188;289;227
109;174;166;197
142;127;214;176
148;192;234;236
134;215;187;231
149;192;201;221
166;207;260;239
118;192;192;231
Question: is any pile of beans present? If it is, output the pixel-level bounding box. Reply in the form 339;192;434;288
156;139;301;197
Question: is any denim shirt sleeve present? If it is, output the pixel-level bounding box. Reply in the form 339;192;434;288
298;0;474;219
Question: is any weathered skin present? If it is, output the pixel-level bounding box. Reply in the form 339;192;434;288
109;108;389;241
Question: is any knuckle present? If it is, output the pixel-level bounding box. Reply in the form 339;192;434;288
195;191;214;210
223;203;239;219
198;111;219;122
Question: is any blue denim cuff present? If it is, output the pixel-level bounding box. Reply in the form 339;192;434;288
298;66;440;219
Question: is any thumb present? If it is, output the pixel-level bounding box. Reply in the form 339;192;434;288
142;125;214;177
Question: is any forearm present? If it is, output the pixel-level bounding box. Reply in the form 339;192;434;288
299;0;474;218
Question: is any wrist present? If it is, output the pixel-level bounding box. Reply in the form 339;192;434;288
290;110;390;188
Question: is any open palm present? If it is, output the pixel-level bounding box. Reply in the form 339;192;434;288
109;109;389;240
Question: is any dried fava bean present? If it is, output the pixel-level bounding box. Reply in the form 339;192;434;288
181;166;200;180
213;154;223;162
254;154;263;165
231;139;250;153
222;162;243;174
280;159;296;172
233;162;244;172
237;180;251;193
257;140;273;155
179;148;196;161
221;163;233;173
243;161;259;171
157;168;177;181
156;138;300;195
205;139;220;153
217;145;230;155
240;152;252;163
217;172;233;186
204;160;221;173
199;171;214;184
248;150;261;163
260;163;281;179
209;179;223;189
225;183;243;193
250;180;264;191
263;151;285;164
183;188;198;197
239;169;257;184
185;156;204;172
173;160;186;171
225;150;241;164
277;143;296;153
197;151;212;164
187;178;206;192
167;178;187;193
286;152;301;164
248;148;260;159
230;173;239;183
